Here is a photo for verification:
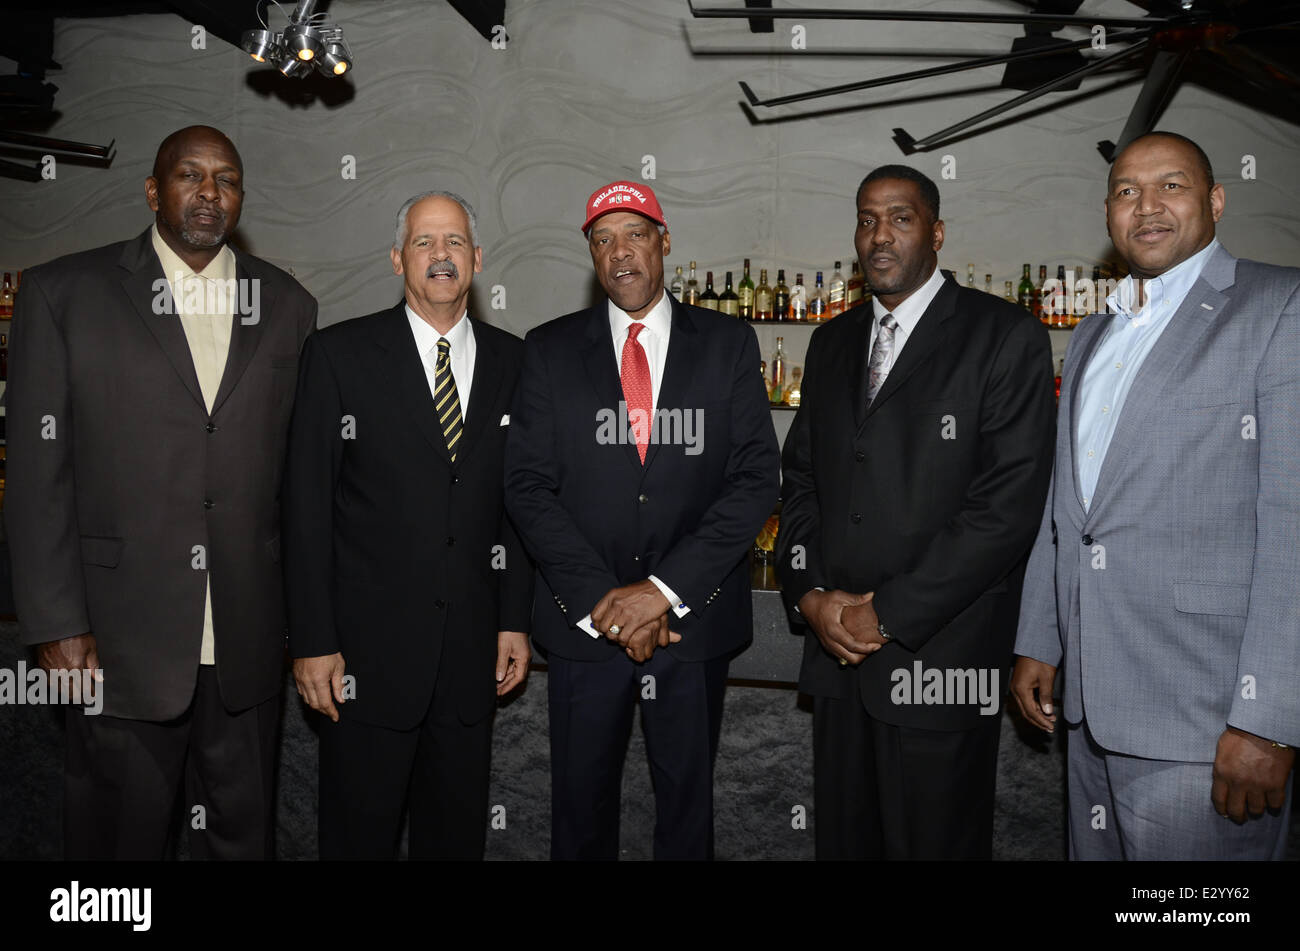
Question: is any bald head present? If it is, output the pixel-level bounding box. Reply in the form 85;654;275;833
152;125;243;181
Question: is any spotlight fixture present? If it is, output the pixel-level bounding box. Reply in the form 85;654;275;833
240;0;353;79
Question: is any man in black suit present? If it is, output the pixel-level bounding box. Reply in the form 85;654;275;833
6;125;317;858
284;191;532;859
776;165;1055;859
505;181;780;860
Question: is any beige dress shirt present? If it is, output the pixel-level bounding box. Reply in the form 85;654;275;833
151;225;235;666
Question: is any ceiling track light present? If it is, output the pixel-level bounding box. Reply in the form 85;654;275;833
240;0;352;79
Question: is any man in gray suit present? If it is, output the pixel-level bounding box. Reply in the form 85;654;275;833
1011;131;1298;860
6;126;317;858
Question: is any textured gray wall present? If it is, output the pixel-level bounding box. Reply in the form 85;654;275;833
1;0;1296;355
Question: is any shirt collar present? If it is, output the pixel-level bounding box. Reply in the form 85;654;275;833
608;288;672;346
405;303;472;357
150;223;235;284
871;262;945;336
1106;237;1220;322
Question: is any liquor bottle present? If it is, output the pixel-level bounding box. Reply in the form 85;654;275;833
0;272;13;318
1052;264;1068;327
966;263;975;288
984;273;993;295
738;258;756;319
718;271;740;316
773;269;790;321
755;268;773;321
759;360;767;391
1035;264;1049;322
684;261;701;306
789;273;807;322
787;366;802;407
770;337;787;403
846;261;864;307
808;271;828;319
828;261;846;316
1016;264;1035;312
699;271;719;310
1004;280;1016;305
670;265;685;299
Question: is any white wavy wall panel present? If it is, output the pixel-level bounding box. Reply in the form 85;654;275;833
0;0;1296;333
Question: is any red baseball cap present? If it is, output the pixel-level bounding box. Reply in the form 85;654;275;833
581;180;667;235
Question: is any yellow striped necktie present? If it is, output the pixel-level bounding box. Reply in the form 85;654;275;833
433;338;463;462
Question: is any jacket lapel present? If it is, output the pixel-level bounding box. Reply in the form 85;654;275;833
643;296;700;473
456;317;504;460
582;301;643;473
376;303;453;467
1084;262;1231;520
211;252;274;416
118;229;206;411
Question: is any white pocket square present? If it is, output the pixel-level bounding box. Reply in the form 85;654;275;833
500;414;510;426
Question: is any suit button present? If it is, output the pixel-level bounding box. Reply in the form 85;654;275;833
205;422;217;434
850;513;862;524
446;536;455;547
203;499;214;510
434;599;445;608
1082;534;1093;545
638;493;649;504
855;451;864;462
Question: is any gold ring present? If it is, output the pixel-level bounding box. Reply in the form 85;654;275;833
838;658;848;667
609;624;621;636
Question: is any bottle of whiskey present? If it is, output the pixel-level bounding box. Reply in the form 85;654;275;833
808;271;828;320
984;273;993;295
1035;264;1049;323
1016;264;1035;312
828;261;846;316
770;337;787;403
1052;264;1068;327
790;273;807;322
1004;280;1016;305
755;268;773;321
718;271;740;316
699;271;719;310
0;273;13;318
738;258;755;319
846;261;864;307
670;265;685;299
684;261;701;306
773;269;790;321
787;366;802;407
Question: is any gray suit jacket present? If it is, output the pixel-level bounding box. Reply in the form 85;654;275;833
1015;244;1300;762
5;228;317;720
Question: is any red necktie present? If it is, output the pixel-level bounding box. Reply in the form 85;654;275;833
620;322;652;463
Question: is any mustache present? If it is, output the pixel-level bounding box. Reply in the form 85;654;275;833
186;205;225;222
426;260;459;279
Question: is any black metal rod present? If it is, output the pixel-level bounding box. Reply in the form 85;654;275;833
1110;48;1190;156
688;2;1171;29
743;29;1144;107
897;37;1150;151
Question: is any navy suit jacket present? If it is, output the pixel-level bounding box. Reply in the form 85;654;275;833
505;293;780;662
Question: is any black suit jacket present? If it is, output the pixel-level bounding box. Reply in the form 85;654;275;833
283;304;533;729
504;295;780;663
5;227;317;720
776;274;1055;729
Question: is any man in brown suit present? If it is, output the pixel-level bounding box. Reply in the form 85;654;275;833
5;125;317;858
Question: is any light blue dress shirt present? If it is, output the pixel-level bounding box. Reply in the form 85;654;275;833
1076;238;1220;510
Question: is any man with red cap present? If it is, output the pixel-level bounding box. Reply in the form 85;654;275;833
506;181;779;859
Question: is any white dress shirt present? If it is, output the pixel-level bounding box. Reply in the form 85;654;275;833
406;304;475;413
868;262;946;372
578;289;689;639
